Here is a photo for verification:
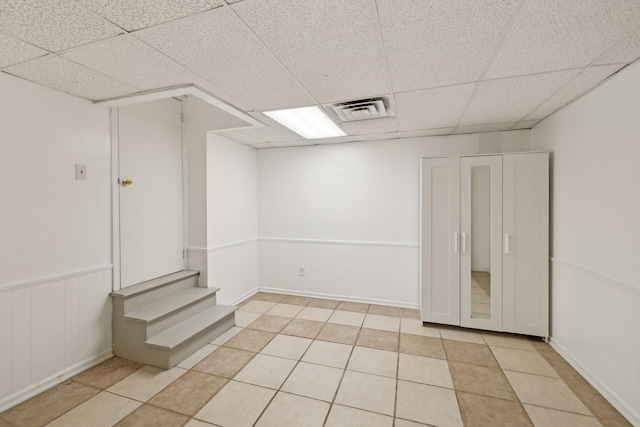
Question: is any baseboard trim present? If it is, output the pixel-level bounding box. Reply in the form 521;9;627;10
549;338;639;426
0;265;113;293
226;288;259;307
0;349;113;412
257;286;419;309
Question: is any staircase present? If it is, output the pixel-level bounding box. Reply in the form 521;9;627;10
111;270;237;369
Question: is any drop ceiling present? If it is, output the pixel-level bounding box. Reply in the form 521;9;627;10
1;0;639;148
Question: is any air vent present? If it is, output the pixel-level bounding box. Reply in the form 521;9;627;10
324;96;394;122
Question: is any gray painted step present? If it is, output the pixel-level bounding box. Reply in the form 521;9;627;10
146;305;237;350
125;287;220;324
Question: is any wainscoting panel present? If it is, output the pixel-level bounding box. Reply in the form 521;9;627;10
0;267;113;411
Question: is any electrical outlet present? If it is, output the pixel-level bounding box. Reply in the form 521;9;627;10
75;164;87;180
299;267;305;276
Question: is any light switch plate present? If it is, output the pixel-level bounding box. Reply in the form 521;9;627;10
76;164;87;180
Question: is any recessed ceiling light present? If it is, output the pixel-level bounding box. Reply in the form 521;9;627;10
264;106;347;139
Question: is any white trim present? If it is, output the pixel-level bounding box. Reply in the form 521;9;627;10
0;349;113;412
259;237;420;249
551;257;640;296
549;338;639;426
110;107;121;292
188;238;259;253
258;286;420;309
94;85;263;129
0;265;113;293
226;287;259;307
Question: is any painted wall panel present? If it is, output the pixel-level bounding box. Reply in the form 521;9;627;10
11;288;32;393
0;293;11;400
31;280;66;383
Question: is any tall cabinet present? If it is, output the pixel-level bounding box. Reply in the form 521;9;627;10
420;152;549;338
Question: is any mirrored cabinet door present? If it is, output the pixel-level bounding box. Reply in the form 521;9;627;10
460;156;503;331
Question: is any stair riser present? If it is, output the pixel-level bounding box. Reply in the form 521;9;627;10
112;317;148;363
121;275;198;313
144;293;219;337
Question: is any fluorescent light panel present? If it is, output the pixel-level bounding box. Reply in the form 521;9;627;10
264;106;346;139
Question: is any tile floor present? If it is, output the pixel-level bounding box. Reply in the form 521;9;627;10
0;292;632;427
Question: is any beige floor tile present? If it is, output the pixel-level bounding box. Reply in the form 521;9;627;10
260;334;313;360
238;300;277;314
307;298;340;309
114;404;189;427
394;419;429;427
1;381;99;427
457;391;533;427
505;371;591;415
368;305;402;317
443;339;499;368
255;392;330;427
250;292;286;303
401;308;421;319
335;370;396;416
280;318;324;339
524;404;602;427
398;353;453;389
223;328;276;352
295;306;334;322
302;340;353;368
246;314;291;333
317;323;361;345
325;404;393;427
396;380;463;426
440;326;486;344
449;361;518;401
72;357;144;390
347;346;398;378
192;346;255;379
483;332;536;351
336;301;370;313
280;295;313;306
107;366;186;402
281;362;343;401
147;371;227;416
362;314;400;332
540;350;589;386
234;310;262;327
599;417;634;427
210;326;242;346
184;420;218;427
177;344;219;369
46;391;140;427
491;346;559;377
356;328;399;351
233;354;297;389
195;381;275;427
399;334;444;359
399;318;440;338
567;381;628;421
328;310;366;327
265;303;305;318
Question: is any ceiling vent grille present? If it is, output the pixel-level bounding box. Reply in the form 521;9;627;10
324;96;394;122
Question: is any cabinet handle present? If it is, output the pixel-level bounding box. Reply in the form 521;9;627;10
462;232;467;253
504;233;510;254
454;232;459;252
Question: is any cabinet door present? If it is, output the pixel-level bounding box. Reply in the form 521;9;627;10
421;157;460;325
503;153;549;337
460;156;503;331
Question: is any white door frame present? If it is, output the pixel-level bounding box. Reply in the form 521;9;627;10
110;104;189;292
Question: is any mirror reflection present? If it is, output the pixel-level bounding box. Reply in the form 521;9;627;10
470;166;491;319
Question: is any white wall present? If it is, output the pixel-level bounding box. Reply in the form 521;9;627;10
206;134;258;304
531;60;640;424
257;131;530;306
0;74;113;410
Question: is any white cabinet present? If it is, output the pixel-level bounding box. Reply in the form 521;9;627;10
420;152;549;338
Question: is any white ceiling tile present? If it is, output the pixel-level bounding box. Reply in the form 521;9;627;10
400;128;454;138
510;120;541;130
311;136;355;145
378;0;519;92
352;132;402;142
486;0;640;79
233;0;389;104
339;118;398;136
454;123;515;135
595;28;640;65
62;36;194;90
0;0;123;52
239;112;301;142
395;84;475;131
3;55;139;100
460;70;579;125
249;142;275;149
0;33;47;68
76;0;223;31
270;141;314;148
525;64;625;121
136;8;314;111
